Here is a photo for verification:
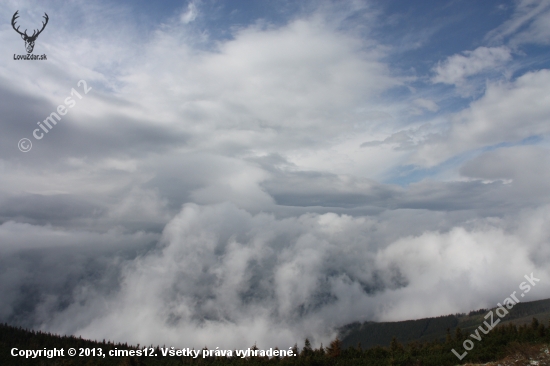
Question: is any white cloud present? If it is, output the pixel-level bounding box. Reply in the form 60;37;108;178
511;7;550;45
486;0;550;45
36;202;550;348
119;16;400;141
432;46;512;86
410;98;439;115
180;2;198;24
414;98;439;112
413;69;550;166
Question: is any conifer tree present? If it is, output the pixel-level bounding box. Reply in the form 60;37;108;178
326;338;342;358
455;326;464;342
532;317;539;331
302;338;312;357
390;336;403;354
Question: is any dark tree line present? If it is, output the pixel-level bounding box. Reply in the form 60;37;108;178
2;318;550;365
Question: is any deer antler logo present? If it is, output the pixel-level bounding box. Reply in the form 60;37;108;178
12;11;49;54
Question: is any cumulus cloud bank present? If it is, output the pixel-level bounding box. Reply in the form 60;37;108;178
31;204;550;349
1;0;549;350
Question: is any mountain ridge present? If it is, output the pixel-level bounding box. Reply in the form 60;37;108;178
339;297;550;349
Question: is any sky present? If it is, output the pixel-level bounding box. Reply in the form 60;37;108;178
1;0;550;350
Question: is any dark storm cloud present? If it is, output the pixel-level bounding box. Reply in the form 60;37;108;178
0;193;103;226
0;221;159;327
261;170;400;208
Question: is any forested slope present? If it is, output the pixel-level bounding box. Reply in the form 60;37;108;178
340;297;550;349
